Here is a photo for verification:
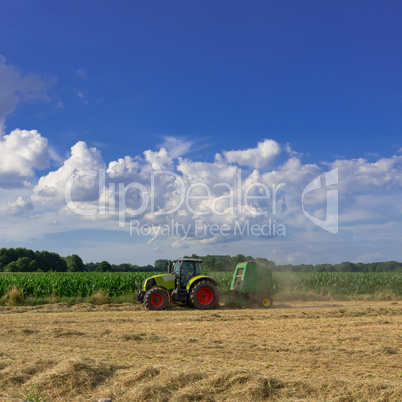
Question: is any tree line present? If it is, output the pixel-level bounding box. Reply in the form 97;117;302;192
0;248;401;273
160;254;402;273
0;248;154;273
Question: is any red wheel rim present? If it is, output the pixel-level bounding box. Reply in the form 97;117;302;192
197;287;214;305
151;293;163;307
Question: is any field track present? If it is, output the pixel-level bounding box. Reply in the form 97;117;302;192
0;300;401;401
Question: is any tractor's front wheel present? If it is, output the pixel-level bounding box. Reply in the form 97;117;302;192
189;280;219;310
144;288;170;310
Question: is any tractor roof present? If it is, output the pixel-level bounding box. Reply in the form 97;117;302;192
173;258;203;263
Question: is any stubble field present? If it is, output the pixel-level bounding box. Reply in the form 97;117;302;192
0;300;401;401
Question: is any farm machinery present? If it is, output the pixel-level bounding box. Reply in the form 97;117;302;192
136;258;220;310
136;258;277;310
224;261;277;308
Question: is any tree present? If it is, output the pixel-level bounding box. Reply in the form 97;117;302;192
29;260;39;271
65;254;85;272
85;262;97;272
314;264;327;272
35;250;67;272
4;261;18;272
231;254;247;269
4;257;31;272
96;261;112;272
154;259;170;271
0;248;18;270
335;262;354;272
16;257;31;272
213;261;225;271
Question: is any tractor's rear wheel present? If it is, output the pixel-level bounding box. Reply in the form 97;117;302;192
259;294;273;309
144;288;169;310
190;280;219;310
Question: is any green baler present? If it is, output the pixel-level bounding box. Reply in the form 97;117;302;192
226;261;278;308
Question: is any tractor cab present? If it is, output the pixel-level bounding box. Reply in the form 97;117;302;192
172;258;202;288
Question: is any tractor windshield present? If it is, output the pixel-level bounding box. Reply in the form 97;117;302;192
174;261;181;276
174;260;202;287
181;261;194;286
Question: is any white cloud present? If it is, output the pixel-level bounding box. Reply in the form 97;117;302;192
0;196;32;216
0;56;50;134
75;90;88;104
353;251;383;263
0;129;50;186
108;156;140;180
143;147;172;170
159;136;193;158
285;142;300;157
75;68;86;78
329;155;402;191
221;139;280;169
25;138;402;238
1;134;402;264
33;141;105;202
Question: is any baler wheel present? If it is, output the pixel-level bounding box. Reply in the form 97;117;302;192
260;295;273;309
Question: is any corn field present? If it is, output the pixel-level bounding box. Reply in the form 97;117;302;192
272;272;402;296
0;271;400;298
0;272;153;298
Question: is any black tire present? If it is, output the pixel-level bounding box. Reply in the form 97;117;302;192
189;280;219;310
136;290;145;304
144;288;170;310
259;294;273;309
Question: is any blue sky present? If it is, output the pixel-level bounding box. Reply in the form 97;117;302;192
0;0;401;265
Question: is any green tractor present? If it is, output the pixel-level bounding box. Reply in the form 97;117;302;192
136;258;219;310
